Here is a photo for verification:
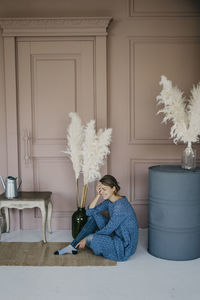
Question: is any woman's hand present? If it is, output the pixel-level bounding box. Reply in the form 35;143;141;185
96;182;102;196
89;182;102;209
75;238;86;249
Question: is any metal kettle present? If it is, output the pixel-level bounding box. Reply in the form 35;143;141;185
0;176;22;199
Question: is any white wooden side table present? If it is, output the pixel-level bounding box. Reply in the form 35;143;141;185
0;191;53;243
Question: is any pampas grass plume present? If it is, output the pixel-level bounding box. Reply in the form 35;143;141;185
64;112;112;207
64;112;84;180
82;120;112;185
156;76;200;144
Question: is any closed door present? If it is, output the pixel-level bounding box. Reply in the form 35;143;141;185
17;38;95;229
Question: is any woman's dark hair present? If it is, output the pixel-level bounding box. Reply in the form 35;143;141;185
99;175;120;194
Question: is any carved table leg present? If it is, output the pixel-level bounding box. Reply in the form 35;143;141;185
0;209;2;240
47;200;53;233
39;202;47;243
4;208;10;232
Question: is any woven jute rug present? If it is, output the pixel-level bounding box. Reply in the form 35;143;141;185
0;242;116;266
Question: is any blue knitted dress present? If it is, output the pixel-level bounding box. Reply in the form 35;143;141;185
86;196;138;261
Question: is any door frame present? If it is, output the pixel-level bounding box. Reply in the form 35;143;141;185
0;17;112;229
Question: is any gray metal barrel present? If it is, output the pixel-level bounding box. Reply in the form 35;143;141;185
148;165;200;261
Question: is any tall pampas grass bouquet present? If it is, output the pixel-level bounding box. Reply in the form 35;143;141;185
63;112;112;208
156;75;200;168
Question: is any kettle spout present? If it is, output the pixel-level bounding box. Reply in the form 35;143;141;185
0;176;6;190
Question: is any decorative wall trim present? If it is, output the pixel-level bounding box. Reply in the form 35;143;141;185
130;158;179;204
128;0;200;18
0;17;112;37
35;209;73;219
129;36;200;43
128;36;200;145
3;37;19;176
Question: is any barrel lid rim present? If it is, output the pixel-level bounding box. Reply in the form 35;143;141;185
149;164;200;173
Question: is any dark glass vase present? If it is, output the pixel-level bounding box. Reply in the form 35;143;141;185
72;207;88;238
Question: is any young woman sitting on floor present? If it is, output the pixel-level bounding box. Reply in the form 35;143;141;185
54;174;138;262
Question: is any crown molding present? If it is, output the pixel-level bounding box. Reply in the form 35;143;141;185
0;17;113;37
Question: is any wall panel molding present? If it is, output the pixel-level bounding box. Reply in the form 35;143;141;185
130;158;179;205
35;209;73;219
129;36;200;145
128;0;200;18
3;37;19;176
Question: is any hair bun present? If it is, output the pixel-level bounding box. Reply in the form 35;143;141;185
100;175;120;193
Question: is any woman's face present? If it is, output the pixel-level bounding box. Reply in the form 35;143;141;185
99;183;115;200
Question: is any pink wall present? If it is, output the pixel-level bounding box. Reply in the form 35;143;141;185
0;0;200;227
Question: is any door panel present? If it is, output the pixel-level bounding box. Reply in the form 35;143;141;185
17;38;95;229
33;56;76;139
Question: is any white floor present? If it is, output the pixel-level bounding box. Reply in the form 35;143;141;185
0;229;200;300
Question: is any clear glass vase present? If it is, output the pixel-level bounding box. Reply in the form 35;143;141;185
181;142;196;170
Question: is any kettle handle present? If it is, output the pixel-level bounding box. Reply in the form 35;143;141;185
18;177;22;190
0;176;5;190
